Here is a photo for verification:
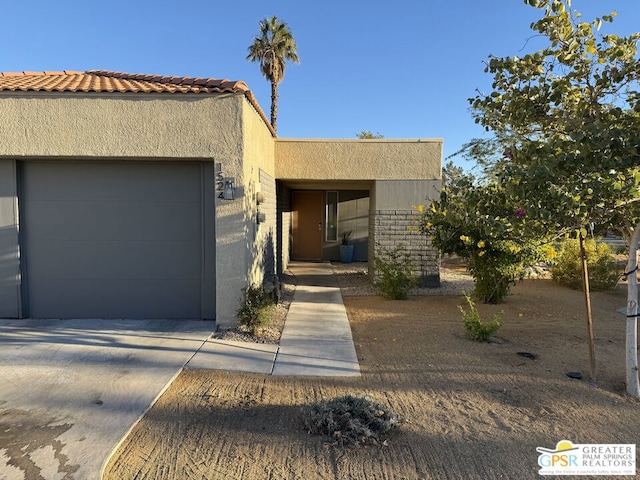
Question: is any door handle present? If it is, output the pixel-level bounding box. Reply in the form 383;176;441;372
318;222;322;231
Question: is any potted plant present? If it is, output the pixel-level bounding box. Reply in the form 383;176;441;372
339;230;354;264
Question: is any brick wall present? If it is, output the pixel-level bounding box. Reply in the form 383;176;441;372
371;209;440;287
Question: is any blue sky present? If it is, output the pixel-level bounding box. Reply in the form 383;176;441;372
1;1;638;168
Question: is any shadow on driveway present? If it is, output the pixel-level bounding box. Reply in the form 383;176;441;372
0;318;215;480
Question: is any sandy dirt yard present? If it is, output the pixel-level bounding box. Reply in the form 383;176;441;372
104;276;640;480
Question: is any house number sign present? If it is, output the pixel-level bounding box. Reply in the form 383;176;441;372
215;163;225;199
215;163;235;200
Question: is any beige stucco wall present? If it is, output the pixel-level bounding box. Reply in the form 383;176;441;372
214;98;276;328
275;138;442;180
0;92;245;160
243;100;277;288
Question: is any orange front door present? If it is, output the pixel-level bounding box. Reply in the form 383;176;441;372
292;191;323;261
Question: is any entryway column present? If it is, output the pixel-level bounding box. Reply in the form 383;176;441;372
370;180;441;287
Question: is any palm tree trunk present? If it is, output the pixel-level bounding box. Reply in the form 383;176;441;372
270;81;279;133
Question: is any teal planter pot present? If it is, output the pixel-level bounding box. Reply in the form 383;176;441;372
339;245;354;264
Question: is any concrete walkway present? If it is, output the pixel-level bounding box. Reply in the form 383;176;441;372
272;262;361;376
187;262;361;377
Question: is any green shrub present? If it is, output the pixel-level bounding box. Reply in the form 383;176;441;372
550;238;621;291
301;395;399;447
459;294;502;342
373;245;418;300
469;252;521;304
236;286;275;335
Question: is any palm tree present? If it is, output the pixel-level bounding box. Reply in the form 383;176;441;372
247;16;299;133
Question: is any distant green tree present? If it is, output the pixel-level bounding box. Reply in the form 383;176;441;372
356;131;384;139
247;16;299;132
442;160;465;191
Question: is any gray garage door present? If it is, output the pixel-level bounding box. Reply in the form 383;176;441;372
21;161;204;319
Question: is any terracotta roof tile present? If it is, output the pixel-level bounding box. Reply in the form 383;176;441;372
0;69;251;95
0;70;275;136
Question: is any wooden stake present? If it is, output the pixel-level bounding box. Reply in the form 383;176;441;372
579;232;597;382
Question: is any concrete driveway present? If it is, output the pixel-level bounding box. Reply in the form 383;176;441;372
0;318;215;480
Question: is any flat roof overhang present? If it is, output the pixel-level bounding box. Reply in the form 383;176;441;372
276;179;372;190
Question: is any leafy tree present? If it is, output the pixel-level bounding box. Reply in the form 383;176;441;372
356;130;384;139
470;0;640;396
418;167;555;303
247;16;299;132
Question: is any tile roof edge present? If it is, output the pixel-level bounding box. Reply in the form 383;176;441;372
86;70;275;137
0;70;277;138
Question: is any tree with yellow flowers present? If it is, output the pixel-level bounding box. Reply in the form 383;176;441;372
419;163;558;303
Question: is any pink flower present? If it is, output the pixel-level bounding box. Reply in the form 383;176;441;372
514;207;527;219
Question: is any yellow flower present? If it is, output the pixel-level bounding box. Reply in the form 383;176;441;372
430;203;437;213
442;210;447;216
425;222;432;229
460;235;470;242
477;241;485;248
478;251;485;257
417;204;424;213
542;245;557;259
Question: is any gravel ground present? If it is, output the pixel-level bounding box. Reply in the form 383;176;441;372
331;261;474;296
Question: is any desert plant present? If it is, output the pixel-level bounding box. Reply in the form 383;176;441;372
341;230;353;246
459;293;502;342
236;286;275;335
301;395;399;447
373;245;418;300
551;238;622;291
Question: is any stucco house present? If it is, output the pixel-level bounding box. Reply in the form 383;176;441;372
0;70;442;328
